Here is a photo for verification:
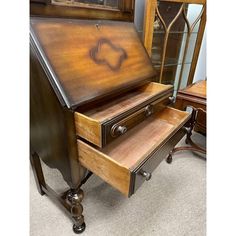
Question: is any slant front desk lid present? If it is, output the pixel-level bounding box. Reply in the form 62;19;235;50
30;18;156;109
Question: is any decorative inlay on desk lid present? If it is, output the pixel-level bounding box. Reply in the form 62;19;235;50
30;18;156;109
90;38;127;71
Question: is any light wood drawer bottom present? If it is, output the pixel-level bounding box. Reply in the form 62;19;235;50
78;107;190;196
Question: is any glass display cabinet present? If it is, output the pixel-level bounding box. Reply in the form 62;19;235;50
30;0;135;21
143;0;206;92
51;0;120;9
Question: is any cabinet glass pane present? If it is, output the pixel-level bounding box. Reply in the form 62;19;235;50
155;63;191;89
157;1;184;31
52;0;119;9
152;31;197;67
151;1;204;89
186;4;203;32
174;63;191;91
155;65;178;85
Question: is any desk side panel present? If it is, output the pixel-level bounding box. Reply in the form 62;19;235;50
30;46;85;188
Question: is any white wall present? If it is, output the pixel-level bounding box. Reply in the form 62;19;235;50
134;0;145;32
193;28;206;82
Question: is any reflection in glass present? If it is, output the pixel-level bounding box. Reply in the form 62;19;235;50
174;63;191;91
158;1;183;30
186;4;203;31
155;65;178;85
152;32;198;66
52;0;119;9
150;1;204;91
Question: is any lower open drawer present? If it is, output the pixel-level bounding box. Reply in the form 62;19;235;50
77;107;190;197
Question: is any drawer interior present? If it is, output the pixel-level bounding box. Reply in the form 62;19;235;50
74;82;173;147
78;107;190;196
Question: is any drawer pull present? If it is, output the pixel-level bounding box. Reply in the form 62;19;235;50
169;96;176;103
139;170;152;181
111;125;127;137
117;125;127;134
145;105;153;117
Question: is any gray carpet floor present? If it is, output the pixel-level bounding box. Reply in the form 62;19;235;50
30;132;206;236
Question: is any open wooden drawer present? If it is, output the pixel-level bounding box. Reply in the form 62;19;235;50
77;107;190;197
74;82;173;148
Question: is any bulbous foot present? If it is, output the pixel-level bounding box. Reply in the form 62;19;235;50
166;155;173;164
73;223;86;234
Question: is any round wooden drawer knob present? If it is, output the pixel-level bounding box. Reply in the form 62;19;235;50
140;170;152;181
145;105;153;117
116;125;127;134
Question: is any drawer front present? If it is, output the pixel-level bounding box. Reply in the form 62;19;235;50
103;93;172;145
74;82;173;147
131;127;185;194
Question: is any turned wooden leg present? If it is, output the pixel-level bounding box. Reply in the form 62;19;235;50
30;152;46;196
30;152;88;233
185;106;197;144
67;189;86;234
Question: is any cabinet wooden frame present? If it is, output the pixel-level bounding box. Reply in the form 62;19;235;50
30;0;135;21
143;0;206;87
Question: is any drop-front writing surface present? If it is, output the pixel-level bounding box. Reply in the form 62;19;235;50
30;18;156;109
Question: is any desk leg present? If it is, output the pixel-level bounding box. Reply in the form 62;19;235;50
67;189;86;234
30;152;46;196
30;152;87;234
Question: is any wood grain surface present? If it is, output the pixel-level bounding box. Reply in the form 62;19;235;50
101;107;190;170
78;140;131;196
78;107;190;195
74;112;102;147
74;82;173;147
78;82;172;122
175;80;206;134
30;45;86;189
180;80;206;99
30;18;156;108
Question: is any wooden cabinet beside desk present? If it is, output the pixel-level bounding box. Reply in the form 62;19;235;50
30;17;191;233
175;80;206;135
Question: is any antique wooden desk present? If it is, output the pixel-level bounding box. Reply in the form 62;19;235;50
30;3;191;234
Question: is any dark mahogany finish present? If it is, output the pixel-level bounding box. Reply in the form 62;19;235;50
30;8;192;233
30;18;156;109
166;80;207;163
175;80;206;135
30;46;86;188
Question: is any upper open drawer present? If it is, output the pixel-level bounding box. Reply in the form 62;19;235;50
78;107;190;197
74;82;173;147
